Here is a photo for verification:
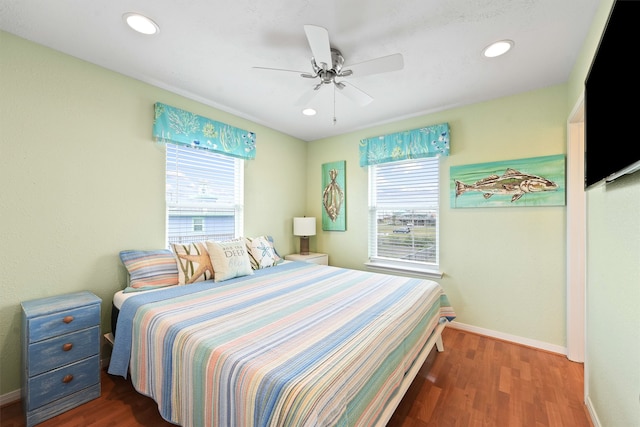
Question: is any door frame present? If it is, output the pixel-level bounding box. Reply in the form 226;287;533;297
566;94;586;369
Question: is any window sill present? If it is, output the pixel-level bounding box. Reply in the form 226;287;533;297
364;261;443;279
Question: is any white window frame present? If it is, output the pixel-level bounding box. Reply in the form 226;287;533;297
166;143;244;246
365;157;442;278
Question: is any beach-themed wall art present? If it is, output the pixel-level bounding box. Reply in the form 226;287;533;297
322;161;346;231
450;154;565;208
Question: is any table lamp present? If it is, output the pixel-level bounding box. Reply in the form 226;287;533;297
293;217;316;255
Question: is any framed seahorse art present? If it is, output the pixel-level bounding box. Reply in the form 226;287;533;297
321;160;346;231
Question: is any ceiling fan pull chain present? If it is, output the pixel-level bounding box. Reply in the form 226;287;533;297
333;86;337;125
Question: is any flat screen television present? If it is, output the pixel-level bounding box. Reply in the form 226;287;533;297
584;0;640;189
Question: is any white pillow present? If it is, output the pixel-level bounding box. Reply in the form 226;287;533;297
246;235;279;269
206;239;253;282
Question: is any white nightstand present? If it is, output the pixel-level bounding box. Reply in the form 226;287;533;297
285;252;329;265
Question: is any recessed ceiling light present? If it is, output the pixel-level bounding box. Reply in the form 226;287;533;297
483;40;514;58
302;108;317;116
123;13;159;35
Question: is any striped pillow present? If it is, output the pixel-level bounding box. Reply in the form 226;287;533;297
119;250;179;293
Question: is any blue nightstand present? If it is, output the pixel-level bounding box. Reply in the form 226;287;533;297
21;291;101;426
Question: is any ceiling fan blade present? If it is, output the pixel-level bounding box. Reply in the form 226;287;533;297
294;85;323;107
303;25;332;69
335;81;373;106
342;53;404;78
253;66;315;78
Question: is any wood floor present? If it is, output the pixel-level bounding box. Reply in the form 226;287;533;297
1;328;593;427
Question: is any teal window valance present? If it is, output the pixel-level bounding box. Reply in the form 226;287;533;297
153;103;256;160
359;123;449;167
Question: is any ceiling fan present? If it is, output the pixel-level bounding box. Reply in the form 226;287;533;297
254;25;404;113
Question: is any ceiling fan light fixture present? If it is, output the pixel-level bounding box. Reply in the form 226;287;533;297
483;39;513;58
123;13;160;35
255;25;402;120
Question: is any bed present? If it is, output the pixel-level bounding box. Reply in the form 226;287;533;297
108;260;455;427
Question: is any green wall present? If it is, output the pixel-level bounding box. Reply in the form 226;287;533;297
2;3;639;424
0;31;307;396
306;86;568;348
585;173;640;427
567;0;640;425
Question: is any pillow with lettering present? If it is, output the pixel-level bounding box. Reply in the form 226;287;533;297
206;239;253;282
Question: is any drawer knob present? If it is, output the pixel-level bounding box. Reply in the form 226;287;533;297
62;316;74;324
62;374;74;383
62;343;73;351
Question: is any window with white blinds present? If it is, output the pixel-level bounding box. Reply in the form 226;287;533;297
367;157;440;273
166;143;243;246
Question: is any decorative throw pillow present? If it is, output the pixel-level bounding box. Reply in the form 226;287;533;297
206;239;253;282
119;250;179;293
246;235;281;269
172;242;214;284
264;235;283;262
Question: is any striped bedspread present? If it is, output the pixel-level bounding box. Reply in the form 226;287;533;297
108;262;455;427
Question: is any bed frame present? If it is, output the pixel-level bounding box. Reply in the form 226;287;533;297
376;321;446;425
109;261;454;426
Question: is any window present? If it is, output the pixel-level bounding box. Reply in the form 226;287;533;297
192;217;204;232
166;143;243;245
367;157;440;275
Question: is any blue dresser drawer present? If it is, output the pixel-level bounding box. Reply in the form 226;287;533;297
27;304;100;343
21;291;102;426
26;355;100;411
28;326;100;376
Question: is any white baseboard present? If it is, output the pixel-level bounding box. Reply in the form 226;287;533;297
447;321;567;355
0;389;21;407
585;395;602;427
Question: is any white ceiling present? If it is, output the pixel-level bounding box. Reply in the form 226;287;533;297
0;0;600;142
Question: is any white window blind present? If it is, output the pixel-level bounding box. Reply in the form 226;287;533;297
166;143;243;245
368;157;440;273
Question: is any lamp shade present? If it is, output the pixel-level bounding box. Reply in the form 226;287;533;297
293;217;316;236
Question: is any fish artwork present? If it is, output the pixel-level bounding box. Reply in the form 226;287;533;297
455;168;558;202
323;168;344;221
